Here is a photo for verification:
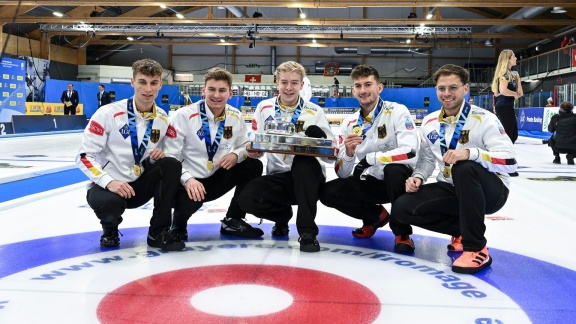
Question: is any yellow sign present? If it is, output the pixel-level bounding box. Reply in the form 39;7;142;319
25;102;84;115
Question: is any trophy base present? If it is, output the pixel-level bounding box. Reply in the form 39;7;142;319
248;142;336;160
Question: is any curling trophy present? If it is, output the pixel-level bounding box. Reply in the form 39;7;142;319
249;120;337;159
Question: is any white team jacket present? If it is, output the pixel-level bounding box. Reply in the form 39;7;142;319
76;99;170;189
414;103;518;188
163;101;249;185
250;97;335;176
335;99;419;180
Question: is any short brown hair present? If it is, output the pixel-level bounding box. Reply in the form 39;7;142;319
204;67;233;88
350;64;380;81
132;59;163;78
433;64;469;85
560;101;574;113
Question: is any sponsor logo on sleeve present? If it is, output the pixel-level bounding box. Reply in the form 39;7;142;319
166;125;177;138
405;116;415;130
89;120;104;136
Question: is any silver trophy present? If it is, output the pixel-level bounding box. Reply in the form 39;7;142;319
263;120;295;135
249;120;336;159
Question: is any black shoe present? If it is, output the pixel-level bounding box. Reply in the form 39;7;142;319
508;172;519;177
171;224;189;241
299;233;320;252
100;227;122;248
147;229;186;251
272;223;290;236
567;155;575;165
553;156;561;164
220;217;264;238
172;229;188;241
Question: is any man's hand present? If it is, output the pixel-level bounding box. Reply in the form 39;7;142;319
148;147;165;161
246;142;264;159
344;133;363;157
405;177;422;193
442;149;470;165
184;178;206;201
305;125;327;139
353;157;372;180
106;180;136;199
216;153;238;170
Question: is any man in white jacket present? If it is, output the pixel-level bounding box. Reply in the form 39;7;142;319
392;64;517;274
237;61;334;252
77;59;185;251
319;65;419;251
163;68;264;240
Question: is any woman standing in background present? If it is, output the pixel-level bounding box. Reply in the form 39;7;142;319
491;49;522;176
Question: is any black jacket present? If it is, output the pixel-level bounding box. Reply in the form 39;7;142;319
97;91;112;107
60;90;79;109
548;110;576;149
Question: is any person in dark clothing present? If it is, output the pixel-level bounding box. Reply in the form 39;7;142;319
491;49;523;176
61;83;79;115
97;84;112;108
548;102;576;165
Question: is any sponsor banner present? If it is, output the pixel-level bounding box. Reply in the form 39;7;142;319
542;107;560;131
0;57;26;123
25;102;83;115
517;107;545;131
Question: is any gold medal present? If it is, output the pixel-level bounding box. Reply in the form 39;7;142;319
207;160;214;171
442;165;451;178
133;164;142;176
352;125;362;135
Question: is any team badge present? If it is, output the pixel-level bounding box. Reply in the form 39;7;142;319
458;130;470;144
150;129;160;144
427;130;439;144
223;126;233;139
377;125;387;139
295;120;305;133
119;124;130;139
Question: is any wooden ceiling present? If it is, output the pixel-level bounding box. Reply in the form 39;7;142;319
1;1;575;56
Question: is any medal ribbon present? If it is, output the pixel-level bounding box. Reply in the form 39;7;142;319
439;102;472;168
127;98;154;166
355;98;384;139
275;97;304;125
199;101;225;162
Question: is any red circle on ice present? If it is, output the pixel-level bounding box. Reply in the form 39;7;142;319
97;264;381;323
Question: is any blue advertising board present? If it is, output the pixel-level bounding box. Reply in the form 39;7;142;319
0;57;26;135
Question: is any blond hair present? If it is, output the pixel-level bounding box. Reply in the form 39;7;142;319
491;50;515;94
275;61;306;81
